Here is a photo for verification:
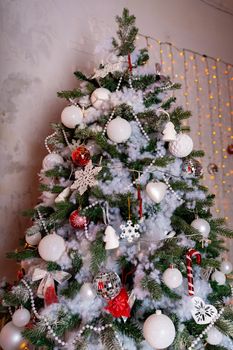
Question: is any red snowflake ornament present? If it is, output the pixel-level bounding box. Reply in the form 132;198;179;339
105;288;130;318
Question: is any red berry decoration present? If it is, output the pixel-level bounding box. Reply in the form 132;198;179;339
227;143;233;155
69;210;86;229
71;146;91;166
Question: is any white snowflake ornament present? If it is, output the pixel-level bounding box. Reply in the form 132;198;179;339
70;161;102;195
120;220;140;243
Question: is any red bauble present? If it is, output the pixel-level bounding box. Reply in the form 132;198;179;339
69;210;87;229
227;144;233;154
71;146;91;166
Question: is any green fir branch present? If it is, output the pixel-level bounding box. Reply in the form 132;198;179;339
39;183;65;194
114;320;143;343
215;318;233;338
136;48;149;66
190;150;205;158
206;345;229;350
160;96;177;110
112;8;139;55
6;249;39;261
141;276;162;300
70;250;83;274
208;281;231;304
100;326;122;350
44;167;71;179
60;280;81;299
23;327;54;349
171;215;202;241
161;283;182;300
173;327;191;350
90;234;106;275
57;88;84;100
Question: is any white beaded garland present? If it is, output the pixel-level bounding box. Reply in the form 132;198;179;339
44;132;57;154
163;175;182;201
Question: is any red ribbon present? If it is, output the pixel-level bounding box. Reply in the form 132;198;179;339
105;288;130;318
137;185;143;218
128;53;133;73
44;286;58;306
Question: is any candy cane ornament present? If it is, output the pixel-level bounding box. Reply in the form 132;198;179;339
186;248;202;296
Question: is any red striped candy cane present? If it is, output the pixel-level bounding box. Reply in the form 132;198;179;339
186;248;202;296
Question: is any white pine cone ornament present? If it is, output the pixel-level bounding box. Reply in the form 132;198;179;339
169;133;193;158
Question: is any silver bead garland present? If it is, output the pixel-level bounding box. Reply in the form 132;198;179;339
44;132;57;154
163;174;183;201
128;76;150;142
36;208;50;235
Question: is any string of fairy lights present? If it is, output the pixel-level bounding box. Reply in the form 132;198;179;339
136;33;233;224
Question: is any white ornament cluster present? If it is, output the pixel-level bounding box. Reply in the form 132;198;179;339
188;285;233;349
21;279;125;349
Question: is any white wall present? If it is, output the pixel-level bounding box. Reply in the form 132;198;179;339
1;0;233;279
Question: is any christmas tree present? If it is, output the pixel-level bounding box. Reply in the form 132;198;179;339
1;8;233;350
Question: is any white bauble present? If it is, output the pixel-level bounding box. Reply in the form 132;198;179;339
207;327;223;345
91;88;111;109
38;233;65;262
106;117;132;143
211;270;226;285
42;153;64;170
25;232;41;246
146;182;167;203
191;218;210;238
162;267;183;289
79;282;96;301
220;260;233;275
0;321;26;350
12;308;30;328
169;133;193;157
61;105;83;128
143;310;176;349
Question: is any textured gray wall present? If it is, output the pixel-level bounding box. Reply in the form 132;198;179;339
1;0;233;279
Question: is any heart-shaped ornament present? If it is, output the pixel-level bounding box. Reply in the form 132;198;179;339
146;182;167;203
191;297;218;325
